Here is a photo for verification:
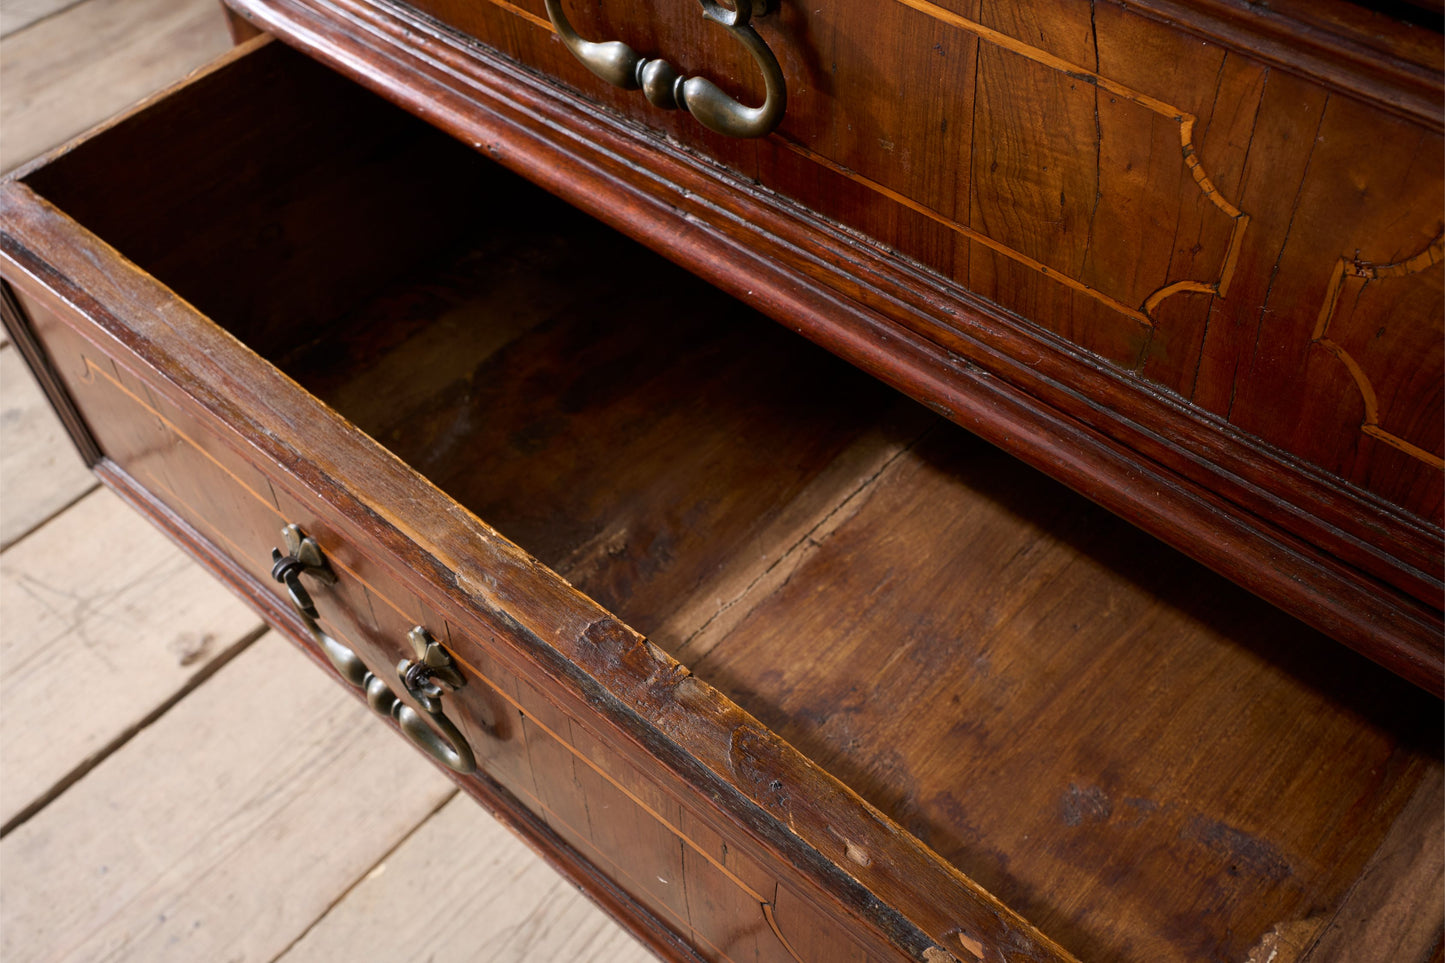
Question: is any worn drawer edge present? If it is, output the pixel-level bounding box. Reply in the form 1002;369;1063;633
0;173;1076;962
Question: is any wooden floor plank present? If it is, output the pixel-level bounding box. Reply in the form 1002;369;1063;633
0;0;231;172
0;344;97;548
1;0;84;38
0;486;263;829
0;633;457;963
277;793;657;963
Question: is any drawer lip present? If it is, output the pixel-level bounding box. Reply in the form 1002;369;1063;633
226;0;1442;693
0;182;1076;963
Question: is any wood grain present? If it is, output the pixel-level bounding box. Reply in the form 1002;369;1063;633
0;343;94;547
222;0;1444;690
394;0;1444;519
1303;772;1445;963
2;35;1440;963
0;0;82;38
0;0;232;172
277;792;657;962
0;486;263;830
0;633;457;963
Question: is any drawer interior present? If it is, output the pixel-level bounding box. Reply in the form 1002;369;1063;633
20;42;1442;963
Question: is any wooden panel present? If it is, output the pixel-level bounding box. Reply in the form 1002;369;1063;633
17;288;290;595
395;0;1443;521
507;674;888;963
0;634;457;963
1228;92;1444;516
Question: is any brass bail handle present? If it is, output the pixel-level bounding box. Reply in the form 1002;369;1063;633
270;524;477;775
544;0;786;138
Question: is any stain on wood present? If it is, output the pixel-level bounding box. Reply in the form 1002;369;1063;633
3;33;1440;963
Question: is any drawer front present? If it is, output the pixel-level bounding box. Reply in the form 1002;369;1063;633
397;0;1445;520
3;287;942;963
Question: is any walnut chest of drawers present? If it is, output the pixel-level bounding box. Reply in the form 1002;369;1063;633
2;0;1442;960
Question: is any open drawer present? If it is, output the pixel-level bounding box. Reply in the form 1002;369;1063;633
2;39;1440;963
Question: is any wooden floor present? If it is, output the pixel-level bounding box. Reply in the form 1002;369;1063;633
0;3;653;960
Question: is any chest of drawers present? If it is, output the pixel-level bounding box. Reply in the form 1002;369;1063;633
2;1;1441;960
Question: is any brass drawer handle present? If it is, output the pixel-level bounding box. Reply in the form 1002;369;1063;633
545;0;786;138
269;525;477;774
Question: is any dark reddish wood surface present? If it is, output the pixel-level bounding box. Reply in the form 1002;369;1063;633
242;182;1445;961
2;35;1440;963
389;0;1445;515
224;0;1444;691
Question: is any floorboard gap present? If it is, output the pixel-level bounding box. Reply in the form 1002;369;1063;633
266;785;462;963
0;621;268;838
0;480;101;554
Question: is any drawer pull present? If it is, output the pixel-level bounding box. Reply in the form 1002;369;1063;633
270;525;477;774
545;0;786;138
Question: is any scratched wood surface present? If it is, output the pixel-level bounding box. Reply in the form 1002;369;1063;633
7;26;1441;958
0;5;654;962
260;206;1444;961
